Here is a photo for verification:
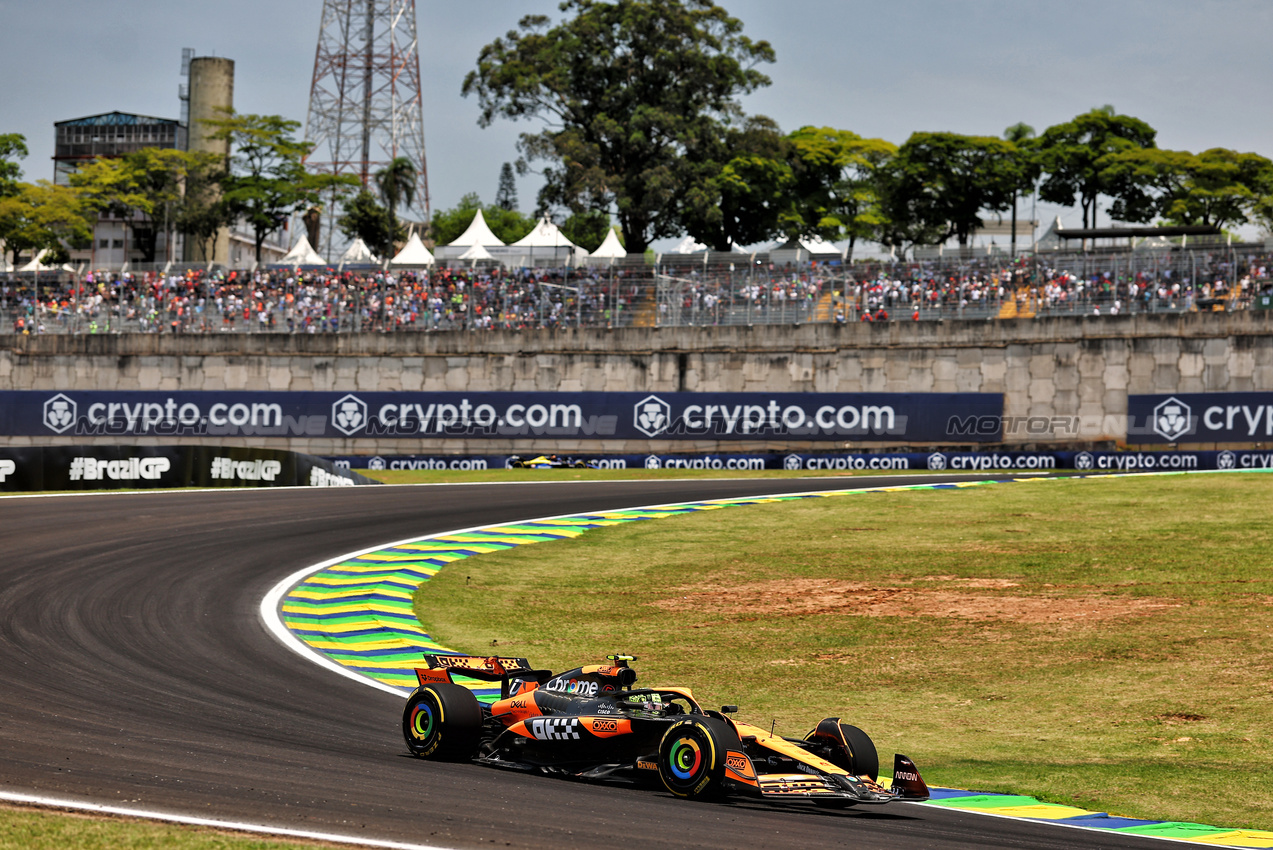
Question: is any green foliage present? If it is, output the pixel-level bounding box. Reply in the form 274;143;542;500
1035;106;1157;227
0;180;92;266
207;111;358;263
70;148;225;263
782;126;897;260
0;133;28;197
428;192;534;245
337;189;401;259
559;209;615;252
374;156;417;247
462;0;775;254
877;132;1022;254
1101;147;1273;230
495;162;518;211
679;115;790;251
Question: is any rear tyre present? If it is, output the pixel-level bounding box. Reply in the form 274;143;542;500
657;716;739;801
403;683;482;760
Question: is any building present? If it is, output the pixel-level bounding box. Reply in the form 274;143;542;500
53;112;186;268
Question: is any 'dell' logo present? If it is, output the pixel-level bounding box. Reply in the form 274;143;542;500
331;394;368;436
43;394;78;434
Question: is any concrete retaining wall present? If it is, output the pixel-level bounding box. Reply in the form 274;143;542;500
4;312;1272;453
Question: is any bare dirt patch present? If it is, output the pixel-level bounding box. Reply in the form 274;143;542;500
649;578;1178;625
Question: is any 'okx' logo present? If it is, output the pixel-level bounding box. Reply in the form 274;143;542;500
44;394;78;434
634;395;671;438
1152;397;1192;441
331;394;368;436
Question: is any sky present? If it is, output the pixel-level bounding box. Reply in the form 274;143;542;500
4;0;1272;247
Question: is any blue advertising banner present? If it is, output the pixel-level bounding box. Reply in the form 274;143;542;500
1128;393;1273;444
326;449;1273;473
0;390;1003;442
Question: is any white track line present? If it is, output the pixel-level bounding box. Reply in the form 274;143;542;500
0;790;456;850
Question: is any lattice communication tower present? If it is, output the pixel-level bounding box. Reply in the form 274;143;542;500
304;0;431;256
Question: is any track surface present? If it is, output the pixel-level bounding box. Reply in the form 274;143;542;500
0;476;1168;849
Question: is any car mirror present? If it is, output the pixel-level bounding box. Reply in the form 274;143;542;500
720;705;739;714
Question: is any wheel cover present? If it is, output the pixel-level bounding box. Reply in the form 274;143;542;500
409;701;435;742
668;735;703;780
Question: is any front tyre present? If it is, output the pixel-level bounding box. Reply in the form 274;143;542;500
403;683;482;760
657;717;738;800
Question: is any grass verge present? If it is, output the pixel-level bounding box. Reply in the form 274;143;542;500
414;472;1273;830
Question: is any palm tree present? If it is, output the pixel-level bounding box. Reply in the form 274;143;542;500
374;157;417;245
1003;123;1036;258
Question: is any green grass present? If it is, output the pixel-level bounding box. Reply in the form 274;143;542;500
0;805;344;850
414;472;1273;830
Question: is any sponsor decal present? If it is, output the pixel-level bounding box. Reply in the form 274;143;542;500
1217;450;1237;469
644;455;662;469
725;753;754;778
0;459;14;483
509;699;528;709
895;770;920;782
783;454;802;471
591;719;619;733
1153;397;1193;441
545;677;599;697
331;394;368;436
1074;451;1095;470
210;457;282;482
927;452;947;471
367;455;387;471
637;760;660;771
530;717;581;741
634;395;672;438
68;456;170;482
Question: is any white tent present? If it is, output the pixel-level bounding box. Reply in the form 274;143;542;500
589;228;627;260
279;235;327;266
339;237;378;266
390;232;435;267
1034;216;1066;251
17;249;74;273
458;242;494;261
511;217;576;249
769;236;844;266
447;209;505;248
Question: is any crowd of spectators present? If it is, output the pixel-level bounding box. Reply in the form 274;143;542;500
3;249;1271;334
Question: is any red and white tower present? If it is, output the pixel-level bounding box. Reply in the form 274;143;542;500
304;0;431;255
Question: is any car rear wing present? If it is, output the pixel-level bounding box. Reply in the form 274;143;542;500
414;653;553;699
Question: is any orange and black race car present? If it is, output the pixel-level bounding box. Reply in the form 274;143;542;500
402;653;930;806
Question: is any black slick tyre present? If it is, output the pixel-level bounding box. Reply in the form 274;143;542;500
403;683;482;760
839;723;879;781
657;716;739;801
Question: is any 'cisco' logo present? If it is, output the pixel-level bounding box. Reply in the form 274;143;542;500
331;394;368;436
634;395;671;438
1152;397;1192;441
44;394;78;434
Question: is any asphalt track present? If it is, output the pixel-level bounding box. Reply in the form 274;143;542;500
0;475;1173;850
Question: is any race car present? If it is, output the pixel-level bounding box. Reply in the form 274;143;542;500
402;653;930;806
507;454;597;469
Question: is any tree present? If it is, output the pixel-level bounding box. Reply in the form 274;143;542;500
0;133;28;198
1035;106;1157;229
876;132;1021;254
1002;122;1039;257
559;209;614;252
206;111;358;263
678;115;790;251
71;148;226;263
338;189;400;258
1101;147;1273;231
374;157;416;248
495;162;518;210
782;126;897;262
0;180;92;266
462;0;775;254
428;192;535;245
